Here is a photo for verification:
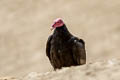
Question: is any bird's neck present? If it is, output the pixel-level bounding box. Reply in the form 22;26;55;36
53;24;72;38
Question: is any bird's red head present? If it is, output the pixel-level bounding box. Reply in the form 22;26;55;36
51;18;64;30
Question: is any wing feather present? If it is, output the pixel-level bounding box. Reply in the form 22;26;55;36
71;37;86;65
46;35;53;60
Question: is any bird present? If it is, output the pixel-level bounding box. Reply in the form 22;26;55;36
46;18;86;70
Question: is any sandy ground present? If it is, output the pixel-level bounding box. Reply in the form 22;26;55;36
1;59;120;80
23;59;120;80
0;0;120;78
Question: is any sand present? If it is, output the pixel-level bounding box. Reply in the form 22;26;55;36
1;59;120;80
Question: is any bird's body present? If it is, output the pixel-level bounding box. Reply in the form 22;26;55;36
46;18;86;70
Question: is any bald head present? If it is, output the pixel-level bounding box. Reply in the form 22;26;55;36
52;18;64;29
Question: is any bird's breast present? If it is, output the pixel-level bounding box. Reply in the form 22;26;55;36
50;38;76;68
51;39;69;52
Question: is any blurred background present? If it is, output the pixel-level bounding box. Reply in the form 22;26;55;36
0;0;120;78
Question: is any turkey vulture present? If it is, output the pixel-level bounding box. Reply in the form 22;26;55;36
46;18;86;70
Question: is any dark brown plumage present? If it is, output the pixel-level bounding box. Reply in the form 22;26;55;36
46;18;86;70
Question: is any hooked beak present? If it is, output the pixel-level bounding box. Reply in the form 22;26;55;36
50;27;54;31
51;23;55;31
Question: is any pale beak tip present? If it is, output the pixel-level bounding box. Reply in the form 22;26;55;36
50;27;54;31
